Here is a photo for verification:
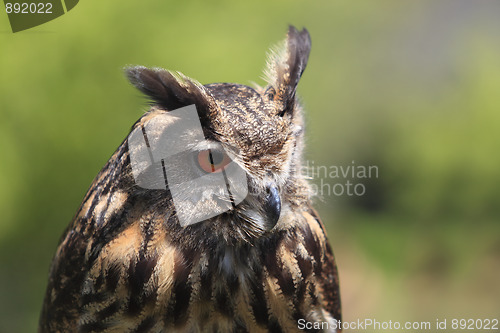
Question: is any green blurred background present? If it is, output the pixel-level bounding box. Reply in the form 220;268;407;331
1;1;499;332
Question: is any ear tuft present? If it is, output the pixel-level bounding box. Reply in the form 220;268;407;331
263;26;311;115
125;66;218;116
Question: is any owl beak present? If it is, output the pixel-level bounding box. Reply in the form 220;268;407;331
264;185;281;229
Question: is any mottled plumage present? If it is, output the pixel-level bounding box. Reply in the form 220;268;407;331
39;26;341;333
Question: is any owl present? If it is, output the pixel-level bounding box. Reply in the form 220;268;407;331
39;26;342;333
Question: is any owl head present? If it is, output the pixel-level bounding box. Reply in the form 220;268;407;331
125;26;312;242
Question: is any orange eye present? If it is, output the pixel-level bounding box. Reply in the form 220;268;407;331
197;149;231;173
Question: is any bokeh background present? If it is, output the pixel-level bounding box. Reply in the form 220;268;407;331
1;1;499;332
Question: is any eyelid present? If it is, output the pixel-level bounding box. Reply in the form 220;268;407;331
188;141;221;151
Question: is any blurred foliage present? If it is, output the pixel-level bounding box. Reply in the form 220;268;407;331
1;0;499;332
